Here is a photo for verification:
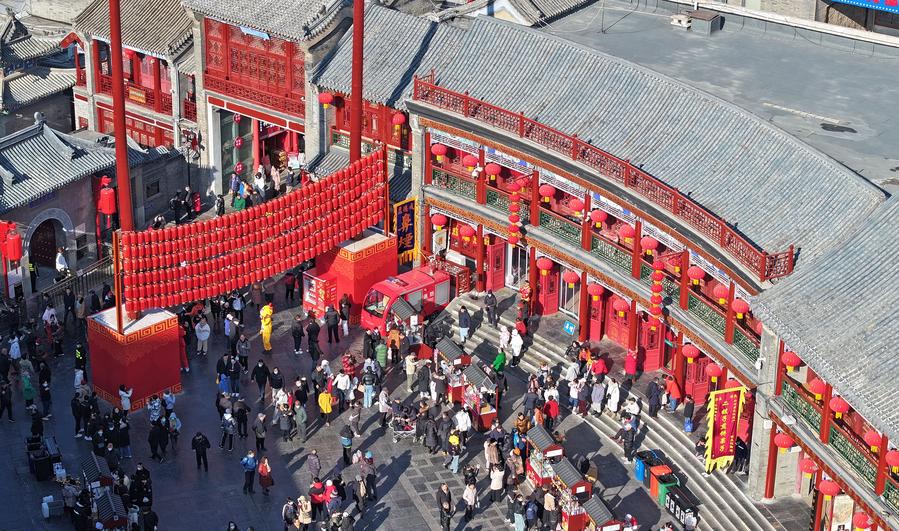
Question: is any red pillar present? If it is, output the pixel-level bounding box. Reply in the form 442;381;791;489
631;220;642;279
91;40;101;83
152;57;162;113
876;434;889;494
424;132;433;186
349;0;364;163
673;332;685;392
109;0;133;231
774;341;785;397
580;193;592;251
475;225;485;292
422;205;432;255
812;477;825;530
679;250;689;310
251;118;260;172
528;247;538;315
578;271;589;342
530;171;540;227
820;384;832;444
627;300;639;350
724;281;736;344
764;428;778;499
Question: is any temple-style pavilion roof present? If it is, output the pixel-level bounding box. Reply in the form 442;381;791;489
75;0;193;57
182;0;346;42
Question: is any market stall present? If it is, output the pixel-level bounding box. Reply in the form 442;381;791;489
446;366;466;404
462;363;497;431
526;424;564;488
95;490;128;529
583;493;621;530
552;458;593;531
436;337;471;368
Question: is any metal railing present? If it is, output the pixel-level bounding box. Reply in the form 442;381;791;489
42;256;114;311
413;74;795;282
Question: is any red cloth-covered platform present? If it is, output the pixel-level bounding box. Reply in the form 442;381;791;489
87;308;182;410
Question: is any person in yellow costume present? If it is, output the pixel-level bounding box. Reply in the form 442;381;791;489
260;302;273;354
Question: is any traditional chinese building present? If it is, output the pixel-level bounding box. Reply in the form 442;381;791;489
69;0;198;150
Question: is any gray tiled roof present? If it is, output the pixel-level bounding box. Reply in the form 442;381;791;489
307;145;411;203
753;199;899;444
1;67;75;111
75;0;192;56
312;5;466;109
431;17;886;264
182;0;346;42
508;0;592;24
2;35;60;64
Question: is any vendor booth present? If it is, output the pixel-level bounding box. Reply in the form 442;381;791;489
96;491;128;529
446;366;466;404
552;458;593;531
436;337;471;368
583;494;621;530
302;267;338;318
526;424;564;488
462;363;497;431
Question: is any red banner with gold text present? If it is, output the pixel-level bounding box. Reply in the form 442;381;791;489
705;387;746;472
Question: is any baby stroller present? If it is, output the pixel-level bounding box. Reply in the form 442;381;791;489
391;416;416;443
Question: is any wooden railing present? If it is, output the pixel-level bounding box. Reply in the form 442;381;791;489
98;75;173;115
204;74;305;118
537;207;582;248
485;186;530;225
183;99;197;122
413;75;795;282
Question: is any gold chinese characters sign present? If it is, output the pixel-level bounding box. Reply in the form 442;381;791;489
394;198;417;264
705;387;746;472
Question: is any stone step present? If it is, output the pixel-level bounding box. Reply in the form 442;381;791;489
442;298;774;531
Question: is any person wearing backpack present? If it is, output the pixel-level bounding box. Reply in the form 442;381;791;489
524;497;538;529
281;498;297;531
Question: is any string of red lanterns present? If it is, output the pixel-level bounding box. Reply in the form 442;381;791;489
508;180;522;245
648;260;665;331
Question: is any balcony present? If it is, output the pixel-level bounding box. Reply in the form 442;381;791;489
97;74;173;116
204;74;304;118
183;99;197;122
538;207;581;248
431;168;476;201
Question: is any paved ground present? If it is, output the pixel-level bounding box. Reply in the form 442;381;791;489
0;285;666;530
542;2;899;192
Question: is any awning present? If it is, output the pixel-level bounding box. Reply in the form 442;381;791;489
551;458;583;489
96;491;127;522
527;424;556;452
80;453;111;483
391;297;416;321
436;337;465;361
463;364;496;392
583;494;614;525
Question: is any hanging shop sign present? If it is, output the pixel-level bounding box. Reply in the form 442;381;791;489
705;387;746;472
393;198;417;264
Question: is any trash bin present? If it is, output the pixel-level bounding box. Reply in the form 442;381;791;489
634;450;657;482
665;486;698;525
44;437;61;464
648;464;672;495
640;454;665;487
656;473;680;506
33;453;52;481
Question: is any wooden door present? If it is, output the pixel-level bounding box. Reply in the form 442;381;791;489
485;240;505;291
639;319;665;372
588;298;604;342
30;220;57;267
605;303;629;347
537;264;559;315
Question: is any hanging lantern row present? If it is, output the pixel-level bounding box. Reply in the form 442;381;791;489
508;179;523;245
648;259;665;330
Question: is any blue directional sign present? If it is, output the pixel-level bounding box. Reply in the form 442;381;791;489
563;320;576;335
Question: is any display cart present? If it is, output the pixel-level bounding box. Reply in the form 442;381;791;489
552;458;593;531
302;267;338;318
436;337;471;369
526;424;564;488
462;364;497;431
95;490;128;529
583;493;622;531
446;367;466;404
81;453;114;495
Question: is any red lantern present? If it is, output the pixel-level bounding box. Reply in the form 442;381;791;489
618;224;635;241
508;224;520;234
587;283;603;301
507;182;520;193
809;378;827;401
233;114;242;123
538;184;555;203
731;298;750;319
234;137;244;149
391;112;406;133
562;270;579;288
782;351;801;372
774;432;794;454
612;298;629;317
508;214;520;224
863;430;881;453
235;162;244;174
713;284;730;305
652;259;665;271
829;396;849;419
649;306;662;316
723;378;743;390
799;458;818;479
885;450;899;473
430;143;448;162
589;209;607;228
569;199;584;214
818;479;840;500
650;295;663;305
705;364;723;383
687;266;705;285
853;512;872;531
651;283;663;294
484;163;501;181
682;344;700;364
509;203;521;213
5;224;22;262
651;271;664;282
318;92;334;108
508;235;520;245
430;213;447;230
640;236;658;255
462;154;478;171
536;257;553;276
458;224;475;242
98;186;117;215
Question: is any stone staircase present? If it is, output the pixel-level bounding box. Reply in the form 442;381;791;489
441;296;776;531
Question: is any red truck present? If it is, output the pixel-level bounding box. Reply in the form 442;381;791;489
360;266;452;335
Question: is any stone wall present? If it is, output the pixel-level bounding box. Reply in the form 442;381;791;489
815;0;870;30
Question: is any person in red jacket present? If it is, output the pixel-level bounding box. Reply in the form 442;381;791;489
624;352;638;382
589;356;608;378
665;376;682;412
543;397;560;431
308;478;326;522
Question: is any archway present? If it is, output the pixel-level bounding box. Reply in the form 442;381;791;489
30;218;61;267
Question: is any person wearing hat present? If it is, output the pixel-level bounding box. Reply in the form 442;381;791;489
296;495;312;529
220;409;236;451
360;451;377;501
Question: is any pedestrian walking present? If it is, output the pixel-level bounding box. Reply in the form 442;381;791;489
378;389;390;428
258;455;274;495
489;465;504;502
339;294;351;337
404;352;417;393
340;424;354;466
462;482;477;522
510;329;524;367
118;385;132;418
439;501;454;531
241;451;258;494
484;290;498;328
297;496;313;530
220;410;236;451
281;498;298;531
252;413;267;452
192;431;210;471
252;360;270;404
291;315;305;357
294;399;308;443
325;305;340;344
195;318;211;356
352;475;367;513
457;306;470;343
318;387;333;427
307;449;321;483
683;395;695;433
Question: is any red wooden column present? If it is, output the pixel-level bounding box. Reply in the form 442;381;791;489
109;0;133;232
774;341;785;397
530;171;541;227
476;152;486;205
763;428;779;499
678;250;690;310
820;384;833;444
422;205;433;254
876;434;889;494
631;220;643;279
627;299;639;351
423;132;433;186
251;118;260;172
724;281;736;344
91;40;101;83
673;332;686;392
578;271;589;342
475;225;485;292
580;193;592;251
528;247;538;314
812;471;825;530
152;57;162;113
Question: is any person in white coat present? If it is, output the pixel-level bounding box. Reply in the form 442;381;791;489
606;378;621;416
509;329;524;367
119;385;133;417
194;318;211;357
499;326;510;352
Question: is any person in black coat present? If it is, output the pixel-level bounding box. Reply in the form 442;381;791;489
646;377;662;418
306;317;321;362
191;432;211;471
291;315;305;356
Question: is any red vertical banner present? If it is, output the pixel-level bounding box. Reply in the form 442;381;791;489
705;387;746;472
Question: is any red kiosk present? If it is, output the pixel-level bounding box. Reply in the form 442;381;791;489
87;308;181;410
526;424;564;488
435;337;471;368
461;364;497;431
552;458;593;531
583;494;622;530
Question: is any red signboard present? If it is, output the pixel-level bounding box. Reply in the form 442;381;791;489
705;387;746;471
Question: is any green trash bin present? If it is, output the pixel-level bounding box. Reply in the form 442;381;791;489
657;473;680;506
